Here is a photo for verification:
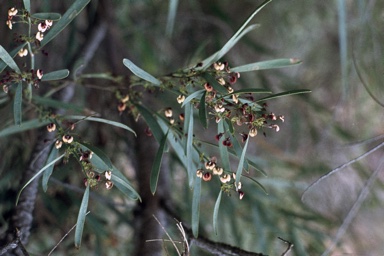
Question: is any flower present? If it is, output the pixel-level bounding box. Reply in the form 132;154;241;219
164;108;173;117
217;77;226;86
36;69;43;80
279;115;285;122
8;7;18;17
6;20;12;30
117;102;126;112
213;166;223;175
238;190;245;200
38;22;48;33
270;124;280;132
177;95;185;104
45;20;53;27
204;82;213;92
55;140;63;149
18;48;28;57
80;150;93;161
220;174;231;183
214;103;225;113
46;123;56;132
205;161;216;170
202;172;212;181
62;134;73;143
196;169;203;178
121;95;129;103
105;171;112;180
213;62;225;71
36;32;44;41
249;127;257;137
105;181;114;190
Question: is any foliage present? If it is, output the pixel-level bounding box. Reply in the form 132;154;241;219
1;0;383;255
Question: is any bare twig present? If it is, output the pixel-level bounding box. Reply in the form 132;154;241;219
149;215;181;256
48;211;90;256
278;237;294;256
0;229;29;256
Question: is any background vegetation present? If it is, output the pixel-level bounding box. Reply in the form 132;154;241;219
1;0;384;255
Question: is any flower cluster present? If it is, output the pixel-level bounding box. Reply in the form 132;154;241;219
35;19;53;42
6;7;18;30
1;68;44;92
196;157;244;200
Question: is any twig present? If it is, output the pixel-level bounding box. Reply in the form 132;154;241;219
47;211;90;256
321;159;384;256
149;215;181;256
278;237;294;256
0;229;29;256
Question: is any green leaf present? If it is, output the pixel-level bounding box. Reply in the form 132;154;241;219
33;96;84;113
16;153;65;205
229;133;249;171
198;91;208;129
64;115;136;136
0;45;21;73
0;43;27;73
166;0;179;37
80;143;113;170
186;104;195;188
41;0;91;47
42;146;59;192
123;58;161;86
31;13;62;21
110;168;141;201
150;130;169;195
243;175;268;195
135;104;164;144
23;0;31;12
74;185;90;249
197;0;272;70
235;137;250;187
41;69;69;81
247;159;267;177
218;121;230;172
227;88;271;96
14;82;23;126
213;190;222;235
181;89;204;107
256;89;312;102
0;119;51;137
231;58;302;73
192;177;201;237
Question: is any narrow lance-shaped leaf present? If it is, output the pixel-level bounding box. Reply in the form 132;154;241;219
235;137;250;187
64;115;136;136
0;45;21;73
80;142;113;170
213;190;223;235
218;121;230;172
16;154;65;205
197;0;271;70
198;91;208;129
256;89;312;102
0;43;27;73
229;133;249;172
42;146;59;192
150;130;169;195
23;0;30;12
185;103;195;188
192;177;201;237
181;89;204;107
226;88;271;96
231;58;302;73
31;13;61;21
111;170;141;201
123;58;161;86
74;185;90;248
42;69;70;81
135;104;164;145
166;0;179;37
41;0;91;47
14;82;23;126
0;119;51;137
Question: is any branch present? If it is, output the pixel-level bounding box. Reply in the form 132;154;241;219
0;16;107;255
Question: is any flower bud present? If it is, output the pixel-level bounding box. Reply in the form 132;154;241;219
177;95;185;104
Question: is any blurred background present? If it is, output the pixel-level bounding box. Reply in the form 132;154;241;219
1;0;384;255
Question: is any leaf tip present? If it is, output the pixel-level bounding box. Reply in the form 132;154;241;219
290;58;302;64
